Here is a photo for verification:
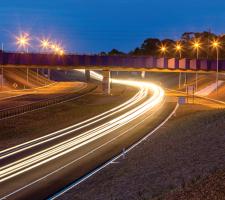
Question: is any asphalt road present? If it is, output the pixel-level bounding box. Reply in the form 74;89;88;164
0;82;87;110
0;78;165;200
1;72;224;200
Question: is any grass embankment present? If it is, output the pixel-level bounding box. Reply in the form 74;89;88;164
155;169;225;200
0;84;137;150
59;103;225;200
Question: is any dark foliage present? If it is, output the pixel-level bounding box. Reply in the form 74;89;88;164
105;31;225;59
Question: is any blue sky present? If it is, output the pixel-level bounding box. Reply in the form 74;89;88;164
0;0;225;53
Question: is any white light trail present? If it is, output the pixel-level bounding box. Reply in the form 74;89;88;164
0;70;165;183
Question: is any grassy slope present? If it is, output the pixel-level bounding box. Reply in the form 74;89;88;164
155;169;225;200
58;104;225;200
0;85;137;150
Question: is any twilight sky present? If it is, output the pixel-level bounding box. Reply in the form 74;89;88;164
0;0;225;53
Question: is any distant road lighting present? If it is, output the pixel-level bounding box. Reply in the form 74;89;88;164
175;43;182;58
211;39;220;96
160;45;167;57
192;40;201;92
175;43;182;89
59;49;64;56
193;42;200;49
40;39;50;49
211;40;220;48
55;46;60;53
16;33;30;52
192;40;201;59
50;43;57;51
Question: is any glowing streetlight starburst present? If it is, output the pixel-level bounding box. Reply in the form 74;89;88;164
175;43;182;51
192;40;201;50
40;39;50;49
159;44;167;54
59;49;65;56
16;33;30;49
211;39;220;49
51;44;56;50
175;43;182;58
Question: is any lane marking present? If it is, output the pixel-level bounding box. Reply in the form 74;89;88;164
0;99;171;200
48;102;179;200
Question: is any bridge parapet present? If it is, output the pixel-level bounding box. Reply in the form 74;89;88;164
0;52;224;72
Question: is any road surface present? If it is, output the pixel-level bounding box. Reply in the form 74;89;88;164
0;74;165;200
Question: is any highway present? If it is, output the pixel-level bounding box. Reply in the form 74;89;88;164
0;73;165;200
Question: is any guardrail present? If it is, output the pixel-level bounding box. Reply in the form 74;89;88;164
0;85;97;120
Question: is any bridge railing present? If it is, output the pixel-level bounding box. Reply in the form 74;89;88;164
0;85;97;120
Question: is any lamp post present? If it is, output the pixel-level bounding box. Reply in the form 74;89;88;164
193;41;201;92
16;33;30;86
211;40;220;96
1;43;3;89
175;43;182;89
160;45;167;58
39;39;50;81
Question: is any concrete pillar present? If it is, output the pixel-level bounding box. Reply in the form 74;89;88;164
195;72;198;92
85;69;91;82
179;72;181;89
48;69;51;80
36;68;39;80
26;68;29;83
102;70;111;95
1;67;3;89
141;71;145;79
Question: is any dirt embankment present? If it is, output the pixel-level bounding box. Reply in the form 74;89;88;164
154;169;225;200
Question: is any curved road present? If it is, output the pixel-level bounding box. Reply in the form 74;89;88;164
0;73;165;200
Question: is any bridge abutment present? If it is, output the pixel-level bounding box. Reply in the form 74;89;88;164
102;70;111;95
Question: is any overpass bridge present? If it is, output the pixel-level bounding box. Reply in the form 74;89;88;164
0;51;225;72
0;52;224;94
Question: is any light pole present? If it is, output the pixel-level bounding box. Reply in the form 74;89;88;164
1;43;3;89
175;43;182;89
39;39;50;82
193;41;201;92
211;40;220;96
16;33;30;87
160;45;167;58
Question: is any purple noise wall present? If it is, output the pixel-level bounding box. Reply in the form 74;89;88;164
0;52;224;71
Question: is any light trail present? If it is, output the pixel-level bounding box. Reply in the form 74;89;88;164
0;89;144;159
0;71;164;184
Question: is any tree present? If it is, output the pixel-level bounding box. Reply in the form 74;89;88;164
140;38;161;55
108;49;125;55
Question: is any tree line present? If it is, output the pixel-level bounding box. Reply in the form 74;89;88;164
102;31;225;60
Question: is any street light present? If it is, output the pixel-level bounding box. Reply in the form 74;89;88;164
16;33;30;53
175;43;183;89
40;39;50;50
160;45;167;57
192;40;201;92
50;43;64;56
175;43;182;58
16;33;31;86
192;41;201;59
211;39;221;96
59;49;64;56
